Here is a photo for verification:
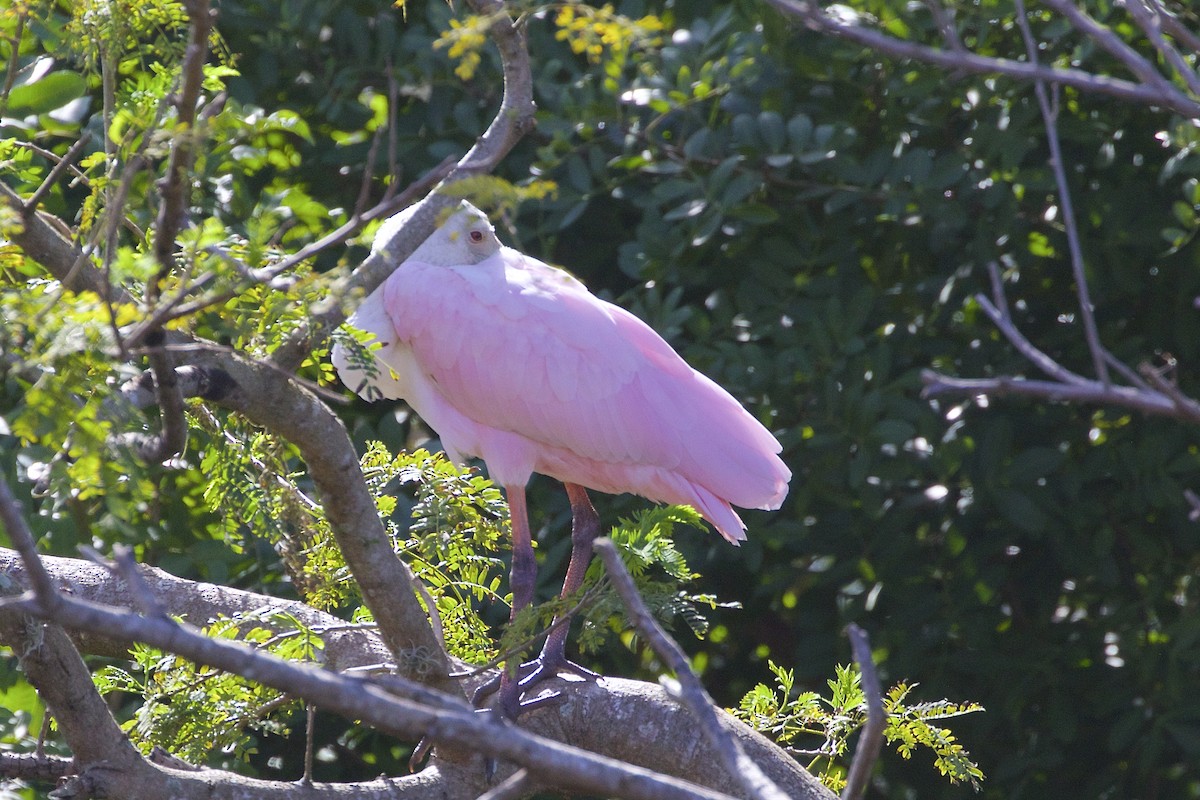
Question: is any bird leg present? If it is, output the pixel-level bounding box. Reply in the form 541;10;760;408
495;485;537;719
474;482;601;716
517;482;601;690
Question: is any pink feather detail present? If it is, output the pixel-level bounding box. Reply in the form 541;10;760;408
346;243;789;544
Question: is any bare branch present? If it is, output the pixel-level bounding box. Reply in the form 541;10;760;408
1156;3;1200;55
271;0;537;372
22;132;93;214
973;293;1089;386
920;368;1200;422
762;0;1200;118
1124;0;1200;97
1013;0;1110;386
839;625;884;800
0;753;74;784
1;592;742;800
1040;0;1176;92
595;539;792;800
476;768;534;800
0;544;830;799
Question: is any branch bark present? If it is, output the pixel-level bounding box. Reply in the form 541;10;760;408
595;539;791;800
763;0;1200;118
270;0;537;372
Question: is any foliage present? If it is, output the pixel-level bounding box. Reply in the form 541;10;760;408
94;612;320;764
737;661;984;793
3;0;1200;796
361;443;509;665
497;504;726;664
433;0;664;81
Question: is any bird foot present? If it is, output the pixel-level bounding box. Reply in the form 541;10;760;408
472;651;601;715
518;653;600;690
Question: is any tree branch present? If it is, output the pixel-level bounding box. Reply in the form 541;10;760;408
0;753;74;784
595;539;791;800
1123;0;1200;97
920;368;1200;422
1013;0;1109;386
839;625;884;800
762;0;1200;118
270;0;537;372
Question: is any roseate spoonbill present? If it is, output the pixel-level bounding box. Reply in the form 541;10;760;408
332;201;790;716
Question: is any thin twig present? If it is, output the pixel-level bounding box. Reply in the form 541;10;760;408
8;140;92;187
79;544;168;619
1124;0;1200;97
762;0;1200;118
0;478;60;611
413;577;447;654
23;133;93;214
923;0;964;52
840;625;884;800
594;539;791;800
1014;0;1110;387
303;703;316;784
355;117;387;217
973;293;1089;386
34;711;50;759
920;369;1200;422
984;261;1012;325
384;62;402;201
476;768;534;800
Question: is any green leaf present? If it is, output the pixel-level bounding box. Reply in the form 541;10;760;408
6;71;86;116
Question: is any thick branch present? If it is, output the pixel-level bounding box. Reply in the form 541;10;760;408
0;537;830;799
178;344;460;694
0;548;397;672
0;182;116;299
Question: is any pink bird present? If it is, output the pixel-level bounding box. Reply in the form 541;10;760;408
332;201;790;715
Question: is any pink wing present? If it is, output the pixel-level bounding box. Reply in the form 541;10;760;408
381;247;790;540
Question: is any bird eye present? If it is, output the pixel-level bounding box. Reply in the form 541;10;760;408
469;229;484;243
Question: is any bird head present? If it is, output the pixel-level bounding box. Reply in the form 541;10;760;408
372;200;501;267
